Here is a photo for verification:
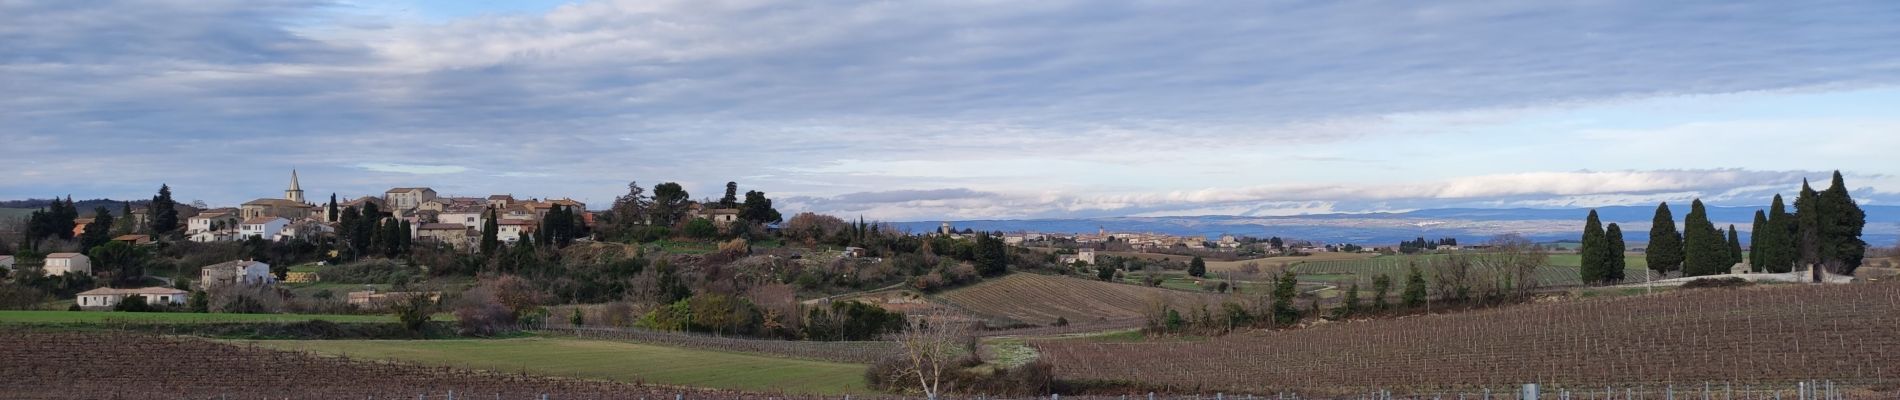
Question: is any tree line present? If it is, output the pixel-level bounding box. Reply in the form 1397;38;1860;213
1583;171;1867;283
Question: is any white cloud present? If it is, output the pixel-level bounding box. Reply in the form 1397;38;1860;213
357;163;469;174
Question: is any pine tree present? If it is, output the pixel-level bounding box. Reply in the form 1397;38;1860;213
1646;202;1683;276
1726;225;1744;270
1187;256;1207;277
1760;194;1796;273
150;184;179;234
1682;199;1727;276
1580;210;1607;284
1604;223;1626;282
1818;171;1868;275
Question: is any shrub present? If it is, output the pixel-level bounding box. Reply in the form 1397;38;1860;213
113;295;154;312
683;218;718;239
0;284;50;310
387;293;436;335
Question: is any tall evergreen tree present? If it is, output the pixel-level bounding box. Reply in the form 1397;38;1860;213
149;184;179;234
1817;171;1868;275
328;194;340;223
1187;256;1207;277
1794;180;1822;271
1749;210;1769;271
1604;223;1626;282
1580;210;1608;283
1682;199;1728;276
1646;202;1684;276
719;182;739;208
481;207;500;257
1726;225;1744;270
1758;195;1796;273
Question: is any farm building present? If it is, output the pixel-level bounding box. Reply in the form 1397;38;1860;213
43;253;91;275
199;260;275;289
75;287;188;309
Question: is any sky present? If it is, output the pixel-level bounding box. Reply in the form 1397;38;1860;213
3;0;1900;221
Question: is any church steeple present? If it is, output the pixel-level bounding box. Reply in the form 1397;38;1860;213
285;169;305;203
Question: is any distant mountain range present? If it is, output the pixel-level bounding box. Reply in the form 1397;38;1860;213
892;206;1900;246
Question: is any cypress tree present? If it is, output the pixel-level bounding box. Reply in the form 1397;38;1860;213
1604;223;1626;282
1682;199;1727;276
1580;210;1607;284
1188;256;1207;277
1646;202;1683;277
1794;180;1821;271
327;194;339;223
1759;195;1796;273
1818;171;1868;275
1749;210;1769;272
1726;225;1744;270
481;207;500;257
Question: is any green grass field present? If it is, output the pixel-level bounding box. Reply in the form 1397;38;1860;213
0;310;402;324
244;337;871;395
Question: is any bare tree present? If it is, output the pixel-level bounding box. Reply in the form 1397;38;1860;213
1472;234;1548;300
892;310;971;400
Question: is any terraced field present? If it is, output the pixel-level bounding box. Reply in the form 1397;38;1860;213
935;273;1229;328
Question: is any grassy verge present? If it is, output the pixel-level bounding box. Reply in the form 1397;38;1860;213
243;337;873;395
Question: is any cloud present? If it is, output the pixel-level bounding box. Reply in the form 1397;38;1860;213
3;1;1900;218
357;163;470;175
781;169;1894;220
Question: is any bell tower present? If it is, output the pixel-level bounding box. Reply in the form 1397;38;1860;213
285;169;305;203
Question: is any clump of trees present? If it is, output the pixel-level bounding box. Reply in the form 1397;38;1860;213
1638;171;1866;277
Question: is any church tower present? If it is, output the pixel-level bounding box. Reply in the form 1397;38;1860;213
285;169;305;203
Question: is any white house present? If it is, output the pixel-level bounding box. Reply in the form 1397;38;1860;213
44;253;91;275
199;260;275;289
239;217;290;240
75;287;188;309
275;219;334;242
439;206;486;229
0;255;13;271
497;219;535;242
187;209;241;234
190;230;239;243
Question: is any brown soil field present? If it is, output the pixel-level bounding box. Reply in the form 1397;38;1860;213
935;273;1233;328
1033;281;1900;395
